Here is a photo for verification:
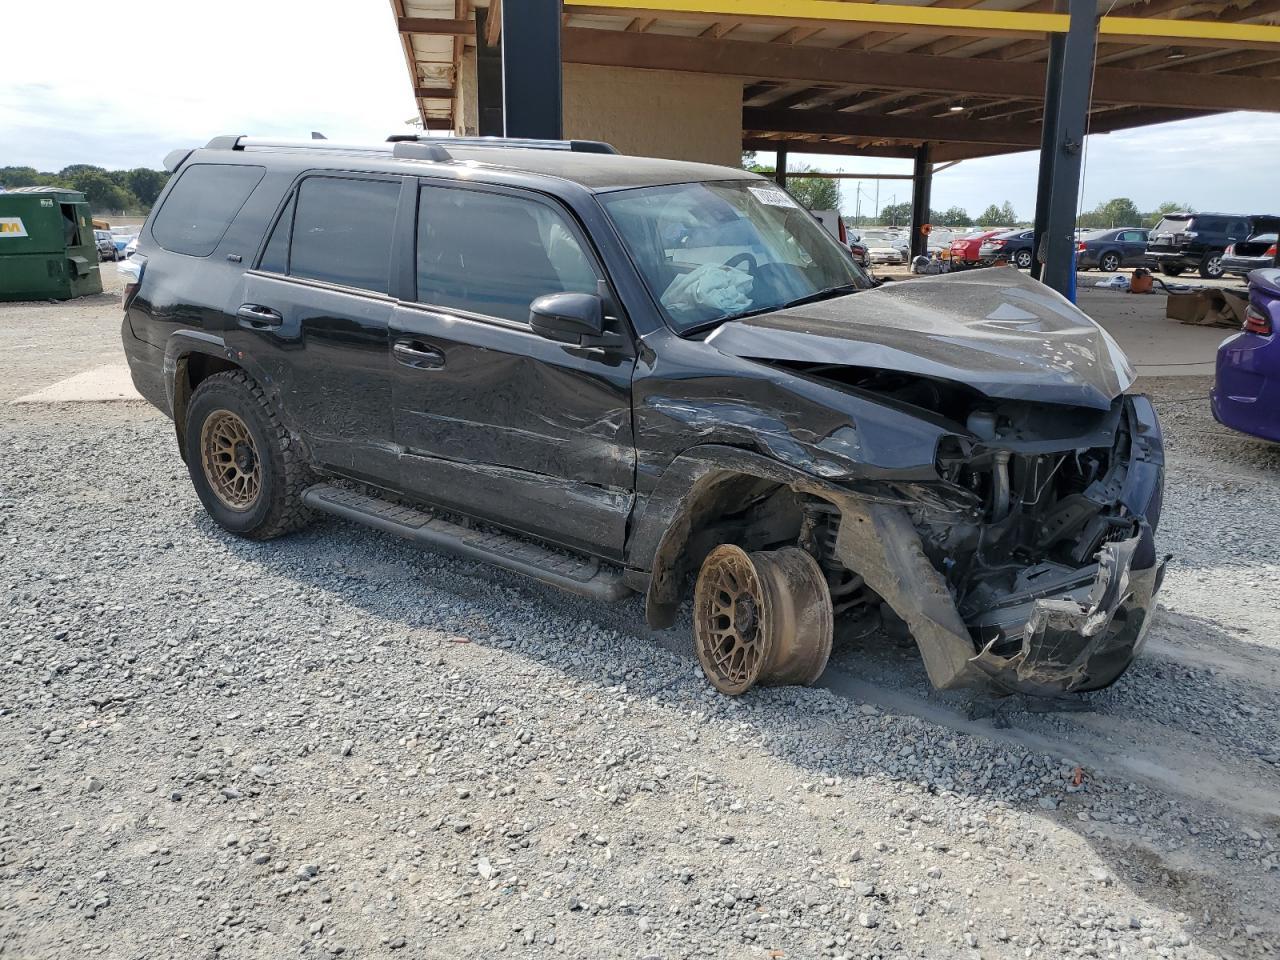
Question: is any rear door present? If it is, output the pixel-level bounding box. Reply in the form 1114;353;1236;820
1119;230;1148;264
388;181;636;559
232;173;410;485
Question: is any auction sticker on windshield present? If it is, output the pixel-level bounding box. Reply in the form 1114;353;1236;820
0;218;29;238
748;185;799;208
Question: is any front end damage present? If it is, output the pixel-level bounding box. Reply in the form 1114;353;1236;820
823;394;1166;696
659;269;1168;696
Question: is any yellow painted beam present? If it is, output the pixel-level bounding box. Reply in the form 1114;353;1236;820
566;0;1280;45
564;0;1070;35
1099;16;1280;47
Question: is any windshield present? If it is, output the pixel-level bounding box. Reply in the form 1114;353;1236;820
599;179;870;333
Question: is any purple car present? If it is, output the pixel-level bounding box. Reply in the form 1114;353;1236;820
1211;268;1280;442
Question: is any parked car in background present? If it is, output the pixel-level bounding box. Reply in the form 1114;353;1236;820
123;236;139;259
861;233;904;265
1146;212;1268;279
1212;268;1280;443
848;238;870;268
978;229;1035;269
1077;228;1152;272
949;229;1002;269
1222;231;1279;278
94;228;118;262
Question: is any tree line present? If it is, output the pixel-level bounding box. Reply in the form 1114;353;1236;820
0;165;171;216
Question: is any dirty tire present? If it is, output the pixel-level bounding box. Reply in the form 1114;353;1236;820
1014;249;1033;269
1099;251;1121;272
184;370;313;540
1198;251;1225;279
693;545;833;696
1160;264;1185;277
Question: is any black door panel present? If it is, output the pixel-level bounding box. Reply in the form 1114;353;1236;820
231;274;397;483
389;303;634;558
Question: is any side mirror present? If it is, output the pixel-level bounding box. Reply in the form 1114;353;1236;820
529;292;604;345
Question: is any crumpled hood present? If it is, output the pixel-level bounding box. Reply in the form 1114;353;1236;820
705;268;1136;410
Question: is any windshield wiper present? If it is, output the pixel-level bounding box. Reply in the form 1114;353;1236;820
777;283;861;310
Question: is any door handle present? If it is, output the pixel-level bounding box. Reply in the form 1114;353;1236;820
393;339;445;369
237;304;283;328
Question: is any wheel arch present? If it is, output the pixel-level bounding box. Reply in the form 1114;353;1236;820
629;445;843;629
165;332;274;462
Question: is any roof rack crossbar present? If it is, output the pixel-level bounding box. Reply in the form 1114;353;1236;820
388;135;618;155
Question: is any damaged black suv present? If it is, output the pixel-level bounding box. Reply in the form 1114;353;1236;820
123;135;1165;698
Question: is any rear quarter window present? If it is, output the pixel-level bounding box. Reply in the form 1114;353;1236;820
151;164;266;257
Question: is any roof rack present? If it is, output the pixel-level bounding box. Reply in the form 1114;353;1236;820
388;134;618;155
189;133;619;172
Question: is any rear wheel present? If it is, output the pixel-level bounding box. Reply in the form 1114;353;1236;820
1014;249;1033;269
1099;251;1121;272
184;370;313;540
1199;251;1225;279
693;544;833;695
1160;264;1185;277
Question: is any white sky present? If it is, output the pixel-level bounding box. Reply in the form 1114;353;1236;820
2;0;1277;220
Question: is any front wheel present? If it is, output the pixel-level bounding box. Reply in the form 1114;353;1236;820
1014;249;1033;269
1099;251;1121;272
693;545;833;695
1199;252;1225;279
184;370;313;540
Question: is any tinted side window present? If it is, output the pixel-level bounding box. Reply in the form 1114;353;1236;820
416;186;599;323
258;193;295;274
1228;219;1250;238
1194;217;1225;234
152;164;266;257
289;177;400;294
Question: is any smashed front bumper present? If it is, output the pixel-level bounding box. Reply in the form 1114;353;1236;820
828;395;1166;697
968;523;1167;695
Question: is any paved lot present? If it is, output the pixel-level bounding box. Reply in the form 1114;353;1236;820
2;266;1278;960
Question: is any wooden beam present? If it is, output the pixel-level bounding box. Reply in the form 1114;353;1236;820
744;107;1043;146
397;16;474;35
486;0;503;46
742;137;919;159
563;28;1280;112
414;86;455;99
626;16;657;31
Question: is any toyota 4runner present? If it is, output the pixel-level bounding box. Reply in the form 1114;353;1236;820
122;135;1166;698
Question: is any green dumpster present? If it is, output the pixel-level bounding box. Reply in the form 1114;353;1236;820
0;186;104;301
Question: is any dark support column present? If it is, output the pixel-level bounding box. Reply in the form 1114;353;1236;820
501;0;563;139
909;143;933;260
475;9;504;137
775;149;789;188
1032;0;1097;296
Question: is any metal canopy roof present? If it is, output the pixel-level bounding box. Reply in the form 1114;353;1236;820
392;0;1280;161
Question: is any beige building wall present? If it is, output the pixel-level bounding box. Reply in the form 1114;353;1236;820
452;54;743;168
563;64;742;167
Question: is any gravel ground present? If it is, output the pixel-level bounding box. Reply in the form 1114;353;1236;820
2;275;1278;960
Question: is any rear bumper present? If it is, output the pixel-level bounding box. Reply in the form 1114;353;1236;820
1148;251;1198;270
1212;331;1280;442
1222;255;1275;277
120;316;171;416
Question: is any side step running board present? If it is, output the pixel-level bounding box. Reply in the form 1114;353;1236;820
302;484;634;602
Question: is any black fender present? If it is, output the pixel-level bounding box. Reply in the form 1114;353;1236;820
627;444;844;628
163;330;303;463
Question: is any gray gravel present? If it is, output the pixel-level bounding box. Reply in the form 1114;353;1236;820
2;285;1278;959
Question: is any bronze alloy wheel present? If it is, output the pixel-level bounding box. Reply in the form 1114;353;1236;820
200;409;262;511
694;545;773;695
694;545;835;696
